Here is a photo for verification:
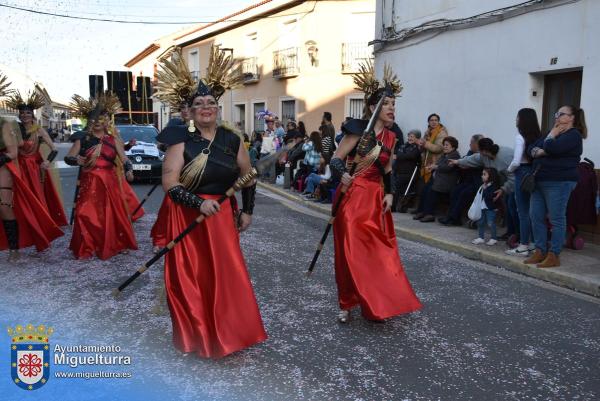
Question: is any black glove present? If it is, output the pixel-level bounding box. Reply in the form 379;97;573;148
241;184;256;215
64;155;78;166
124;159;133;174
0;153;11;168
383;171;394;195
330;157;346;181
46;150;58;162
167;185;205;210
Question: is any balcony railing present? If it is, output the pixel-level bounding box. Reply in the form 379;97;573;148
241;57;259;83
341;42;374;73
190;70;200;82
273;47;299;78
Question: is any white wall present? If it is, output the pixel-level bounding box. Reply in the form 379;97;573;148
375;0;599;162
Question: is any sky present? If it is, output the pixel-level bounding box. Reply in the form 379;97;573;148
0;0;254;103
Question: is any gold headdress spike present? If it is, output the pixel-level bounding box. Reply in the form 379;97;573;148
97;91;122;116
69;94;95;118
154;47;196;111
0;72;13;98
203;45;244;100
5;90;46;111
352;60;403;119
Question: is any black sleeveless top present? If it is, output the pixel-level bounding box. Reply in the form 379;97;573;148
157;125;241;194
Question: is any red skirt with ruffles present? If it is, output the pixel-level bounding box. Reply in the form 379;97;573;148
333;176;422;320
164;194;267;358
69;167;138;260
0;161;63;251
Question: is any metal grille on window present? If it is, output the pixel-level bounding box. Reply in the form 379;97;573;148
281;100;295;126
254;103;265;133
349;98;364;119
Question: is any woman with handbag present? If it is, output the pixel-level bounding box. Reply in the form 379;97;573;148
505;108;542;257
524;105;586;268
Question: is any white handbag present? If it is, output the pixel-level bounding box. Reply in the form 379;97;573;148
467;186;484;221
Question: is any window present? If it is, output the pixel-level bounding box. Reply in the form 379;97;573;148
349;98;364;119
281;100;296;126
189;50;199;81
235;104;246;134
253;102;265;133
245;32;258;57
279;19;298;50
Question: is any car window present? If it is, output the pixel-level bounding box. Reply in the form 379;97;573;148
117;126;158;143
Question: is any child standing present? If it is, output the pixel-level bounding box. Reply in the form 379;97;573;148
472;168;500;246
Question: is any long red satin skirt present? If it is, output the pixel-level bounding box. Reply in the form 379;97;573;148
333;176;422;320
69;167;138;260
18;153;68;226
164;194;267;358
150;195;170;247
0;162;63;251
122;181;144;222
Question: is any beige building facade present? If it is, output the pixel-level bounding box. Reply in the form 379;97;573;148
126;0;375;133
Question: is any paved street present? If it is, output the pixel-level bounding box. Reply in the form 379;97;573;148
1;186;599;401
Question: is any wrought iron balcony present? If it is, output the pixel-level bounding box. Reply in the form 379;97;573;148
341;42;373;73
273;47;299;78
241;57;259;83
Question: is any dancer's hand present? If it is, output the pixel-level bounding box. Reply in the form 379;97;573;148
382;194;393;213
341;172;354;186
125;171;134;182
40;161;50;170
76;156;86;166
238;212;252;232
200;199;220;216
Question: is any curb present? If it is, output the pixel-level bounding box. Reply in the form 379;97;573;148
258;182;600;298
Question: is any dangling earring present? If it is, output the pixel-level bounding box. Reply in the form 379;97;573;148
188;119;196;133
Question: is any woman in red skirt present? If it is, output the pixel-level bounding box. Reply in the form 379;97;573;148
151;50;194;252
0;87;63;261
330;63;422;323
65;94;137;260
9;92;67;227
158;46;266;358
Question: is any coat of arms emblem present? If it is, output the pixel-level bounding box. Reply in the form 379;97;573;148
7;324;53;390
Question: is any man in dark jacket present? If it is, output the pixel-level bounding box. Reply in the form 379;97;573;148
393;129;421;212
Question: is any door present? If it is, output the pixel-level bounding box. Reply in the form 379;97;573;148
541;70;582;133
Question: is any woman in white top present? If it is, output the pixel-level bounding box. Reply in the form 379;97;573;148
506;108;542;256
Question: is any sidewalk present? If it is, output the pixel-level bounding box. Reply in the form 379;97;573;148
258;182;600;298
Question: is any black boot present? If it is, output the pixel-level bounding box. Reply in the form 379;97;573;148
2;220;19;261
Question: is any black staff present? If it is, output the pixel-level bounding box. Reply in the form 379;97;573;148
306;94;386;276
113;168;257;297
131;182;159;217
69;167;82;225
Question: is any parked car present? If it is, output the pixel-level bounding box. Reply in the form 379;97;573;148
117;125;163;182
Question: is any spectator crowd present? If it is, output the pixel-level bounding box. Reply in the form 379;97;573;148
245;105;593;269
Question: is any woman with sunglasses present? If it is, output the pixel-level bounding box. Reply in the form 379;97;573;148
65;95;137;260
524;106;586;268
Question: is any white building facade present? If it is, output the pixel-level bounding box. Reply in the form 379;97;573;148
374;0;599;162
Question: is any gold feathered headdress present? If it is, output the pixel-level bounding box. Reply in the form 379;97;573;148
154;48;196;111
199;45;244;101
352;60;403;118
0;72;13;98
5;90;46;111
69;91;121;119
